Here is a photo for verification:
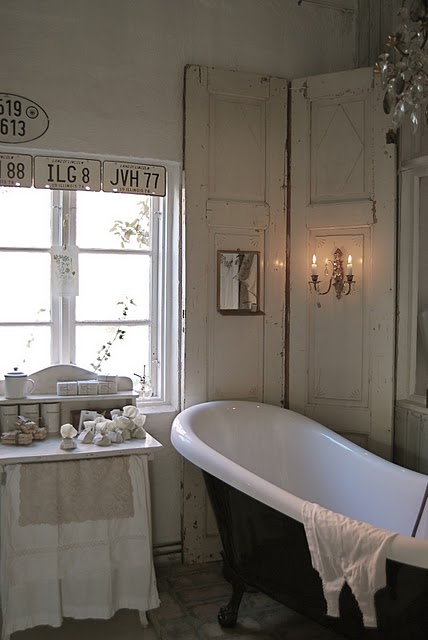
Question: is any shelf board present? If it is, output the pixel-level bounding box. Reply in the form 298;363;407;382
0;390;138;405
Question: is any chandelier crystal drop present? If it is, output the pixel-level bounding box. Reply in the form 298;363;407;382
376;0;428;133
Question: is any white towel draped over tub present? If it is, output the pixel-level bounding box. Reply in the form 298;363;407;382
302;500;397;628
0;454;160;640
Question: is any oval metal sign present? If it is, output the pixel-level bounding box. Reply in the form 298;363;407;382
0;93;49;144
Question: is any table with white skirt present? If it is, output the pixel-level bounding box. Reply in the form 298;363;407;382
0;435;162;640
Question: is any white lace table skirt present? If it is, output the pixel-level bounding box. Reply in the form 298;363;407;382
0;454;160;639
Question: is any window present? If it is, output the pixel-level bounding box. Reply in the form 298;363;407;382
397;160;428;404
0;185;171;400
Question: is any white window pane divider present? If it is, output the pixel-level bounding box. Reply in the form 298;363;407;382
75;320;151;326
148;198;159;398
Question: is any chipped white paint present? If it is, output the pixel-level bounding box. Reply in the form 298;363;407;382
289;67;396;460
182;66;287;562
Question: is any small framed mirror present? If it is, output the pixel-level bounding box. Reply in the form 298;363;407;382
217;250;263;315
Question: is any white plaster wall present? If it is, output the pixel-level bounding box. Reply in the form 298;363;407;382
0;0;356;162
0;0;357;548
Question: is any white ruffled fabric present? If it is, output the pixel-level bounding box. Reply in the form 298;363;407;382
0;455;160;639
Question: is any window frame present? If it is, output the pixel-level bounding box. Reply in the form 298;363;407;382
0;179;175;405
396;158;428;408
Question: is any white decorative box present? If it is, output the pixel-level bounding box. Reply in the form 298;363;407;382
97;375;118;394
57;381;78;396
77;380;99;395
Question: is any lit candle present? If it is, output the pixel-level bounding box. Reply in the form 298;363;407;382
347;254;353;276
311;254;317;276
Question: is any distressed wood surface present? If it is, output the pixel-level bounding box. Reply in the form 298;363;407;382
182;65;287;563
289;67;396;460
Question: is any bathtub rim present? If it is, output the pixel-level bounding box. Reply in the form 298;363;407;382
171;400;428;570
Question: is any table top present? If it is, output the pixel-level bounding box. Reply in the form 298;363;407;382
0;431;162;465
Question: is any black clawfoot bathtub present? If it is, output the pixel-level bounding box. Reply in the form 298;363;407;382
171;401;428;639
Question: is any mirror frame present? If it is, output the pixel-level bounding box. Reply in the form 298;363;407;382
217;249;263;315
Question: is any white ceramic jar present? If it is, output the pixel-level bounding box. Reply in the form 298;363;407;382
4;368;35;399
19;403;40;424
41;403;61;434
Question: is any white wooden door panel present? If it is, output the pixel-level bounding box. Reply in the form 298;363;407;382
183;66;287;562
308;230;369;408
289;67;396;459
209;95;266;202
306;202;375;228
206;200;270;229
310;97;369;202
207;68;271;99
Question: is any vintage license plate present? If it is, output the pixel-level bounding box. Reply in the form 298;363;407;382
103;161;166;196
0;153;32;187
0;93;49;144
34;156;101;191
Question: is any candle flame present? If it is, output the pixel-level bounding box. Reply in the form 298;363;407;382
347;254;352;264
312;254;317;264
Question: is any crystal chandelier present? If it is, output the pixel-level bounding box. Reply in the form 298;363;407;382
376;0;428;132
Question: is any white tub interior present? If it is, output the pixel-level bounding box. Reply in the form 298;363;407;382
172;401;428;543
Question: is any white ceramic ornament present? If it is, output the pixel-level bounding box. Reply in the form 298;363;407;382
93;433;111;447
60;423;77;438
123;405;138;420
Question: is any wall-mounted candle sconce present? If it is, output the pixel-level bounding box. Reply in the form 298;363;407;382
309;248;355;299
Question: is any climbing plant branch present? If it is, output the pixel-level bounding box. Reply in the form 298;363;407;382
90;298;136;373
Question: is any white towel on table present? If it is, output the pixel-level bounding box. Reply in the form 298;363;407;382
301;500;397;628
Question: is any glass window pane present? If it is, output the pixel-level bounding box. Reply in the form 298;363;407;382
76;254;150;321
0;252;50;322
0;326;51;374
76;325;150;381
76;191;151;250
0;187;51;248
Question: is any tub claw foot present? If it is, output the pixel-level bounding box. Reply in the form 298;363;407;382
218;584;244;628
